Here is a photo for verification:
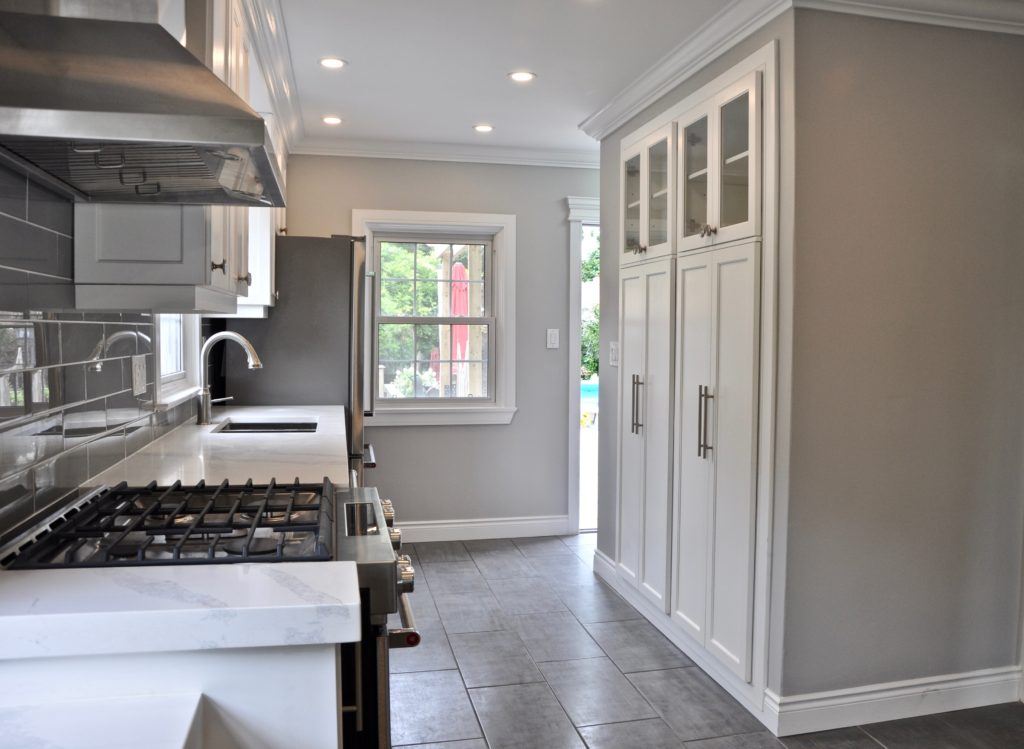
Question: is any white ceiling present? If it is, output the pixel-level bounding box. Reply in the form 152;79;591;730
278;0;726;164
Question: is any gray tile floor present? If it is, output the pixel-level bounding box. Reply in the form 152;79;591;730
390;534;1024;748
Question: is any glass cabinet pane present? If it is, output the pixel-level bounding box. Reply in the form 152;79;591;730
682;117;708;237
648;138;668;247
624;154;641;253
720;92;749;228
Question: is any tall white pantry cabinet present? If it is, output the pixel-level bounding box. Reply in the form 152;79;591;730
613;48;769;693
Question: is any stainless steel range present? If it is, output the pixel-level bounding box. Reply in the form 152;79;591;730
1;478;334;568
0;477;418;749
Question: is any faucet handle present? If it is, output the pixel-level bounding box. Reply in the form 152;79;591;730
210;396;234;405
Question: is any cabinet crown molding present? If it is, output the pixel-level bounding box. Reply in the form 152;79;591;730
580;0;1024;141
239;0;303;152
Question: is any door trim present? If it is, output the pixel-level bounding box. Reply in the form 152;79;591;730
566;197;600;534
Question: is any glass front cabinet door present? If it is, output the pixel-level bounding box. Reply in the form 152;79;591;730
621;124;675;262
677;71;761;252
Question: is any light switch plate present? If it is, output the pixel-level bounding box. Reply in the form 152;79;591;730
609;342;619;367
546;328;559;349
131;354;147;396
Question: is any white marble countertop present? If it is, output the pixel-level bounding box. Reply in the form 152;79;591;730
0;561;361;660
0;693;202;749
93;405;349;488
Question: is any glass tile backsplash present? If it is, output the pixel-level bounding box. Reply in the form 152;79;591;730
0;162;192;544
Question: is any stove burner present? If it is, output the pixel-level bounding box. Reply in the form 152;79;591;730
222;536;280;556
5;478;334;569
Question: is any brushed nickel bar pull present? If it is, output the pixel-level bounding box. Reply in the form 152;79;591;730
635;376;644;433
697;384;704;457
701;386;714;458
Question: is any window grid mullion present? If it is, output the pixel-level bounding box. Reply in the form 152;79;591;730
375;235;495;404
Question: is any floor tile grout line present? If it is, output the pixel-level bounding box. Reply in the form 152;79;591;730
854;723;892;749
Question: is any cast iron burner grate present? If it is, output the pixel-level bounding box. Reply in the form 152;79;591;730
3;478;335;569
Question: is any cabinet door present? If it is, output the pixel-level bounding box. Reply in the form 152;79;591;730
75;205;211;286
622;148;643;259
639;258;674;610
641;125;674;260
616;267;646;586
676;103;715;252
706;240;760;682
712;72;761;245
207;0;251;296
671;252;713;640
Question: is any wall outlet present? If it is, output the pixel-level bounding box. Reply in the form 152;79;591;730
546;328;559;349
609;342;619;367
132;354;147;396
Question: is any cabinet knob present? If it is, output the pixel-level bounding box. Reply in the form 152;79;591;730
211;260;227;273
238;272;253;286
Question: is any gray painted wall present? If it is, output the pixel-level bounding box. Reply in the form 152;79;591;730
225;235;352;407
253;155;598;524
780;9;1024;695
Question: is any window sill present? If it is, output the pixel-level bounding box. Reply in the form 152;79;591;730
367;406;517;427
155;385;201;411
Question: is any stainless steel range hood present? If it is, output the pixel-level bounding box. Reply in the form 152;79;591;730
0;5;285;206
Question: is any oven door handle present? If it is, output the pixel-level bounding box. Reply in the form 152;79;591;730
388;593;421;648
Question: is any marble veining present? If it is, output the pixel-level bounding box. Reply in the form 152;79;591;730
111;570;229;609
0;561;361;659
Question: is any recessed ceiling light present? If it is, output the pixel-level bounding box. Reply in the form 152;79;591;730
508;71;536;83
322;115;342;126
320;57;347;70
473;123;494;133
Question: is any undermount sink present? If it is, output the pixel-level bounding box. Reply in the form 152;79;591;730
213;420;318;434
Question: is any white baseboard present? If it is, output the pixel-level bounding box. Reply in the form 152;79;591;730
766;666;1023;736
594;550;1022;738
397;514;570;543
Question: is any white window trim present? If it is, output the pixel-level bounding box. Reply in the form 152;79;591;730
155;314;201;409
354;209;517;427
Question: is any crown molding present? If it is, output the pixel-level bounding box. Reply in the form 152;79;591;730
579;0;791;140
241;0;304;153
290;138;600;169
567;196;600;223
794;0;1024;34
580;0;1024;141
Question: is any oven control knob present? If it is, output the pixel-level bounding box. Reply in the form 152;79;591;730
389;527;402;550
380;498;395;527
396;554;415;594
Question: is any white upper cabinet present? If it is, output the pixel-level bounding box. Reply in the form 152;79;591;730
621;124;675;264
677;71;761;252
209;0;252;299
76;0;273;313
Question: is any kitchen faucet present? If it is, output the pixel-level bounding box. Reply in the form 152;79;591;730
197;331;262;425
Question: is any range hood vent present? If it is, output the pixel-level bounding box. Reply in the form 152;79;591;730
0;8;285;207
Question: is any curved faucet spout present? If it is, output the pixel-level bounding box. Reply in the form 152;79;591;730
197;331;263;424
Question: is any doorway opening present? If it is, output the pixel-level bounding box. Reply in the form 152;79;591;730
578;224;600;531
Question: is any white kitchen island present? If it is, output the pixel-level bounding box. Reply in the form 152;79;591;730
0;405;359;749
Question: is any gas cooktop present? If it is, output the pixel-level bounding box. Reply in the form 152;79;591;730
1;478;335;569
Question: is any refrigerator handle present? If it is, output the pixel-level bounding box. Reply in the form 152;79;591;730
365;268;376;418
